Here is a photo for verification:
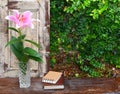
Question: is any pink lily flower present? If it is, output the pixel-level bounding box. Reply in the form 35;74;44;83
5;10;34;29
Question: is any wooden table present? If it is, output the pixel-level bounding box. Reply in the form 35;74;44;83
0;78;119;94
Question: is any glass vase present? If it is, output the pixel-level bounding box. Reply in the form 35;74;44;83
18;62;31;88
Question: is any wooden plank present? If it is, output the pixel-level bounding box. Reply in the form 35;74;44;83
0;0;9;77
9;0;36;1
0;78;119;94
38;0;50;77
8;0;39;10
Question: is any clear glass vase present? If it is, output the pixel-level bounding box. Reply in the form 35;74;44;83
18;62;31;88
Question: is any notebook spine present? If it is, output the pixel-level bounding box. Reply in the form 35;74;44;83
44;85;64;89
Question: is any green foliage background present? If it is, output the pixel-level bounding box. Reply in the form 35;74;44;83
50;0;120;77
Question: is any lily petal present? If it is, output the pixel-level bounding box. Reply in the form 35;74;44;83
5;10;37;29
5;15;17;23
12;10;19;18
23;11;32;17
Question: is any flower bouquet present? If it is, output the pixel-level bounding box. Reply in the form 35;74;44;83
5;10;42;88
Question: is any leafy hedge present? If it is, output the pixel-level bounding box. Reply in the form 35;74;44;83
50;0;120;77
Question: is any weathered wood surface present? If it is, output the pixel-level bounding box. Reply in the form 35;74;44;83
0;0;8;77
0;78;119;94
0;0;50;77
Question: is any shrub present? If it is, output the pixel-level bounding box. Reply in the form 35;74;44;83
50;0;120;77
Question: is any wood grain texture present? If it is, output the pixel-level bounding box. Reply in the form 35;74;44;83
0;78;119;94
0;0;9;77
38;0;50;77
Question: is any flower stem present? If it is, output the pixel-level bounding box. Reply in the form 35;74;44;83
18;28;22;36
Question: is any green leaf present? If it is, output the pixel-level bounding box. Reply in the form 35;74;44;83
10;44;23;61
8;27;19;33
21;55;29;62
18;34;26;40
6;36;24;61
24;47;41;58
116;65;120;68
25;39;40;48
24;47;42;62
5;37;19;47
6;36;24;52
5;36;22;47
29;56;42;62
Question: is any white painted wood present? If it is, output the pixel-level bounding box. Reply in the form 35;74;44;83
38;0;50;77
0;0;9;77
